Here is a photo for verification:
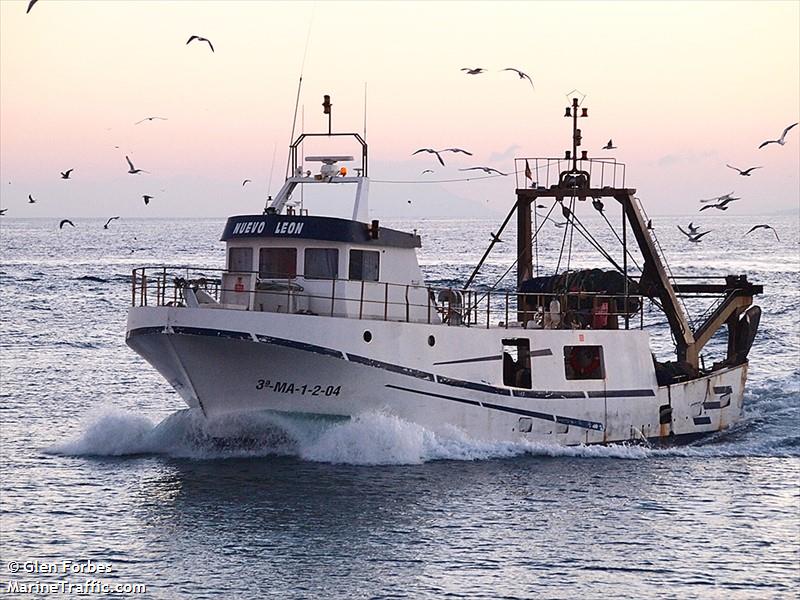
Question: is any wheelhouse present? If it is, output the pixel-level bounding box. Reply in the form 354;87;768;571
217;212;433;322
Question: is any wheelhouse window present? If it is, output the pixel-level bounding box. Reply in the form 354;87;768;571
259;248;297;279
349;250;380;281
304;248;339;279
228;247;253;272
563;345;605;380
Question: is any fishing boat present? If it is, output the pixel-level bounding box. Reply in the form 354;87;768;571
126;96;762;445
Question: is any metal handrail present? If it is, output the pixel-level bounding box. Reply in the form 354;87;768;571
514;156;626;190
129;265;650;330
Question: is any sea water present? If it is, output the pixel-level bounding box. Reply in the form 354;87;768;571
1;214;798;598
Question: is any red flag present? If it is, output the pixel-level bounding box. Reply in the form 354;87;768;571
525;159;532;181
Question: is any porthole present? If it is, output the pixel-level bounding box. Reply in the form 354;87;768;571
428;335;436;347
363;330;372;343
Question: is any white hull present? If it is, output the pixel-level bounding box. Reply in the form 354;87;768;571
127;306;747;446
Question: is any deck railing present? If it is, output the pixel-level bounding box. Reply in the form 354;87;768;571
514;157;626;191
130;266;647;330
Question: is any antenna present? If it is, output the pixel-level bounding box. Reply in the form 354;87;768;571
283;7;315;181
284;78;304;181
322;94;332;134
263;142;278;213
268;142;277;195
563;93;588;172
363;82;368;139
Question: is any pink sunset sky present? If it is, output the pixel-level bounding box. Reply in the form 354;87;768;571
0;0;798;218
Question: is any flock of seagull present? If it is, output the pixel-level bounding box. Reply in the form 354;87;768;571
7;2;795;248
27;145;160;229
674;122;796;244
411;67;794;246
7;0;221;229
411;67;535;176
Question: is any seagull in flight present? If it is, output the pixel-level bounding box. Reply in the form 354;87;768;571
746;224;780;242
443;147;472;155
685;230;711;243
59;219;75;229
678;225;710;239
26;0;38;14
413;148;446;166
142;195;153;205
420;169;434;175
699;197;738;212
602;139;616;150
758;122;798;149
60;169;73;179
699;191;736;204
412;147;472;167
187;35;214;52
537;211;567;228
103;216;120;229
459;166;508;176
0;208;8;216
726;164;762;176
242;179;252;186
126;156;149;174
28;194;36;204
502;68;534;89
461;68;486;75
135;116;168;125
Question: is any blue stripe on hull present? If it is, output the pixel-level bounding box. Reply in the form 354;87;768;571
385;384;604;431
254;334;344;359
346;354;434;381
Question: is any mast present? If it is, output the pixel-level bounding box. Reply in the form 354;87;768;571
514;98;698;366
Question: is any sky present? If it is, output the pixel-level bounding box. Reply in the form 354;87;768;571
0;0;798;219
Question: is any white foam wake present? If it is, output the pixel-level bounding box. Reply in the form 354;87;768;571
45;409;661;464
50;411;157;456
47;375;799;465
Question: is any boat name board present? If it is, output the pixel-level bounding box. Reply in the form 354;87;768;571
220;215;421;248
231;220;306;236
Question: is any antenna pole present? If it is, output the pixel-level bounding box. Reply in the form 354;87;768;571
284;76;304;181
283;8;313;181
363;82;367;139
564;95;588;171
571;97;579;171
323;94;332;135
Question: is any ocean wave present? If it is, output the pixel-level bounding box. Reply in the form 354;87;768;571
72;274;132;283
45;405;799;465
75;275;109;283
53;340;100;349
46;410;299;459
46;409;653;463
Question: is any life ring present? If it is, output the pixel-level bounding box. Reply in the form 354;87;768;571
568;346;601;377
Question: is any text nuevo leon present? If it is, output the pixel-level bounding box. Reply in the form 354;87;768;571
232;221;305;235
